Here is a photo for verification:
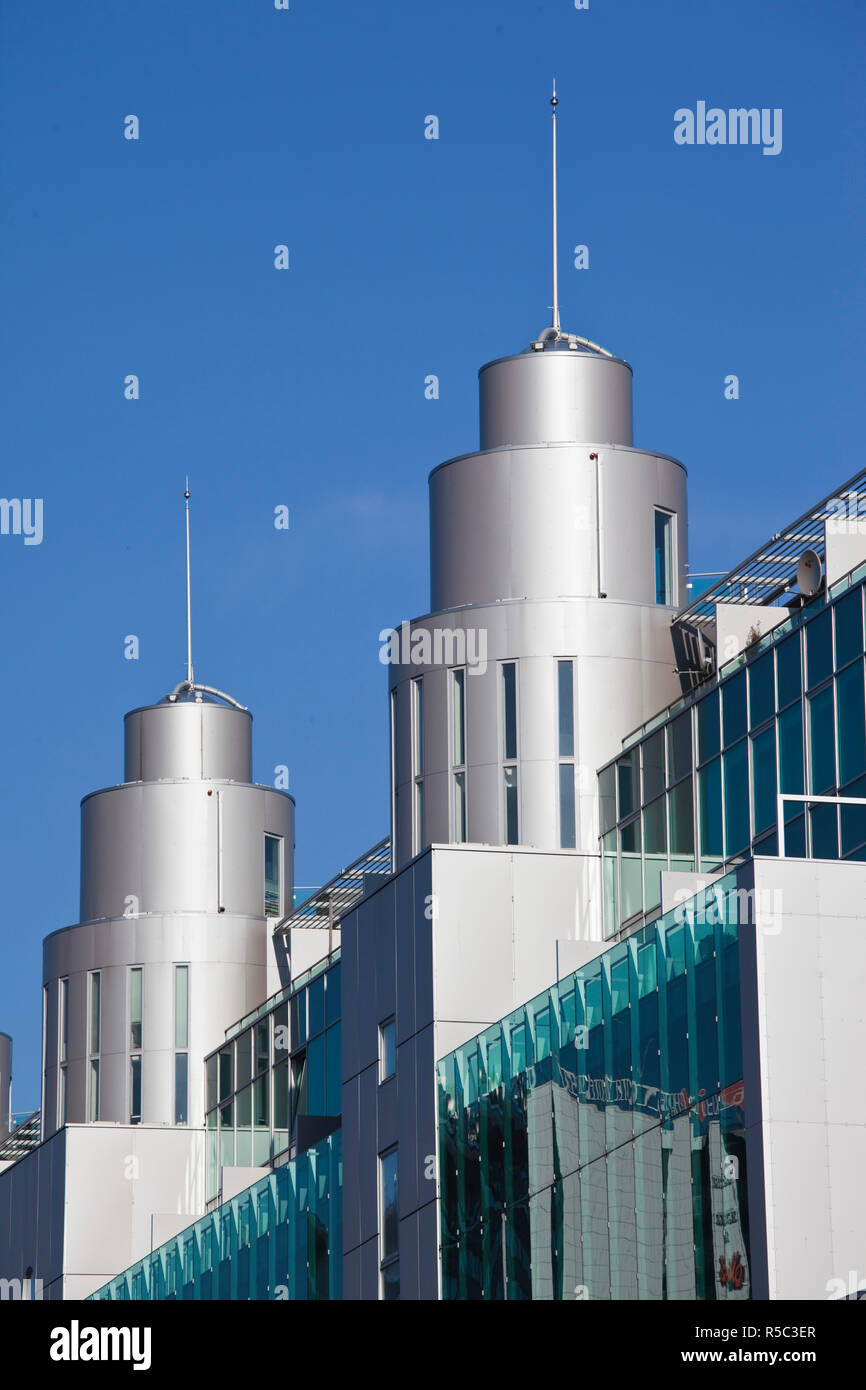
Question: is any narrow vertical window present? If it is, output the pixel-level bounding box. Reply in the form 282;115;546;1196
379;1017;396;1083
451;668;467;842
58;977;69;1129
412;678;425;855
390;688;397;866
130;1055;142;1125
654;509;675;606
129;967;142;1050
175;964;189;1125
264;834;282;917
379;1146;400;1300
59;977;69;1064
557;660;577;849
501;663;519;844
88;971;101;1122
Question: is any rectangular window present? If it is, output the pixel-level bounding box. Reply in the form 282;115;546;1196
504;766;519;845
129;967;142;1051
379;1146;399;1300
89;971;101;1056
174;965;189;1050
559;763;576;850
654;509;675;605
175;1053;189;1126
130;1055;142;1125
412;678;424;855
264;834;282;917
89;1059;100;1123
379;1017;397;1083
59;977;69;1064
557;660;576;848
502;663;517;760
58;1064;67;1129
451;669;467;842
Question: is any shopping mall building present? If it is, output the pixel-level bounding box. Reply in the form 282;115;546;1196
1;302;865;1302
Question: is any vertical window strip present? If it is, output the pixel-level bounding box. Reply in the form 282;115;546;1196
412;678;424;855
451;669;467;842
502;663;519;844
175;964;189;1126
557;660;577;849
89;971;101;1122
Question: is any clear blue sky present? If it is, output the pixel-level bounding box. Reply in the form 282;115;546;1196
1;0;863;1107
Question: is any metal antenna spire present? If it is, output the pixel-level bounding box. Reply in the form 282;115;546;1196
184;478;194;688
551;79;561;336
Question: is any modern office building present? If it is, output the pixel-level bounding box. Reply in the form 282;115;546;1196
3;154;866;1301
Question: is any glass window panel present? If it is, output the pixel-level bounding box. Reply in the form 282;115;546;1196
273;1004;289;1059
840;775;866;860
236;1029;252;1086
326;1026;341;1115
255;1019;269;1075
326;964;341;1027
784;812;806;857
89;1059;100;1123
502;664;517;760
254;1072;269;1128
89;972;101;1056
291;990;307;1049
654;509;674;604
307;1035;325;1117
617;748;638;818
723;741;750;855
175;1053;188;1126
174;965;188;1050
776;635;802;709
668;712;692;785
697;694;720;765
698;758;723;866
453;770;467;843
219;1046;234;1102
642;796;667;912
308;976;325;1038
273;1060;289;1151
836;662;866;786
380;1018;396;1082
129;967;142;1050
810;802;839;859
722;671;747;746
602;831;618;938
559;764;576;849
557;660;574;758
642;730;665;803
412;677;424;777
620;819;642;922
748;652;774;728
751;725;777;835
809;686;836;794
380;1148;399;1261
834;587;863;670
806;607;832;689
206;1054;217;1111
599;765;616;834
452;668;466;765
504;766;518;845
130;1055;142;1125
778;703;804;798
264;834;282;917
668;779;694;870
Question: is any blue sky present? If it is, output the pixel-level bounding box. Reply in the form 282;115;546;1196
1;0;864;1105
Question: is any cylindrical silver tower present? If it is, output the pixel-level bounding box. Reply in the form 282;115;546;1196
390;336;688;881
0;1033;11;1144
42;691;294;1136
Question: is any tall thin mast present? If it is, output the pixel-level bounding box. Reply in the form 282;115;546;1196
184;478;194;688
551;80;560;336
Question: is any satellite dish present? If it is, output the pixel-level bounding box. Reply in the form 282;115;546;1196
797;549;823;597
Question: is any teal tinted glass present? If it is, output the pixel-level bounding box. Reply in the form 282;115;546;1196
599;764;616;834
840;774;866;860
667;713;692;784
836;662;866;786
748;653;774;728
697;693;720;764
617;748;638;818
751;726;777;835
776;635;802;709
723;740;750;855
806;608;832;689
810;802;839;859
668;779;694;860
698;758;723;863
620;819;642;921
778;703;804;797
642;729;665;803
722;671;747;746
834;587;863;669
809;686;836;793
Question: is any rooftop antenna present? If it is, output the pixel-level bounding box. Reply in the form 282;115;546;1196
184;477;194;688
551;79;561;336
